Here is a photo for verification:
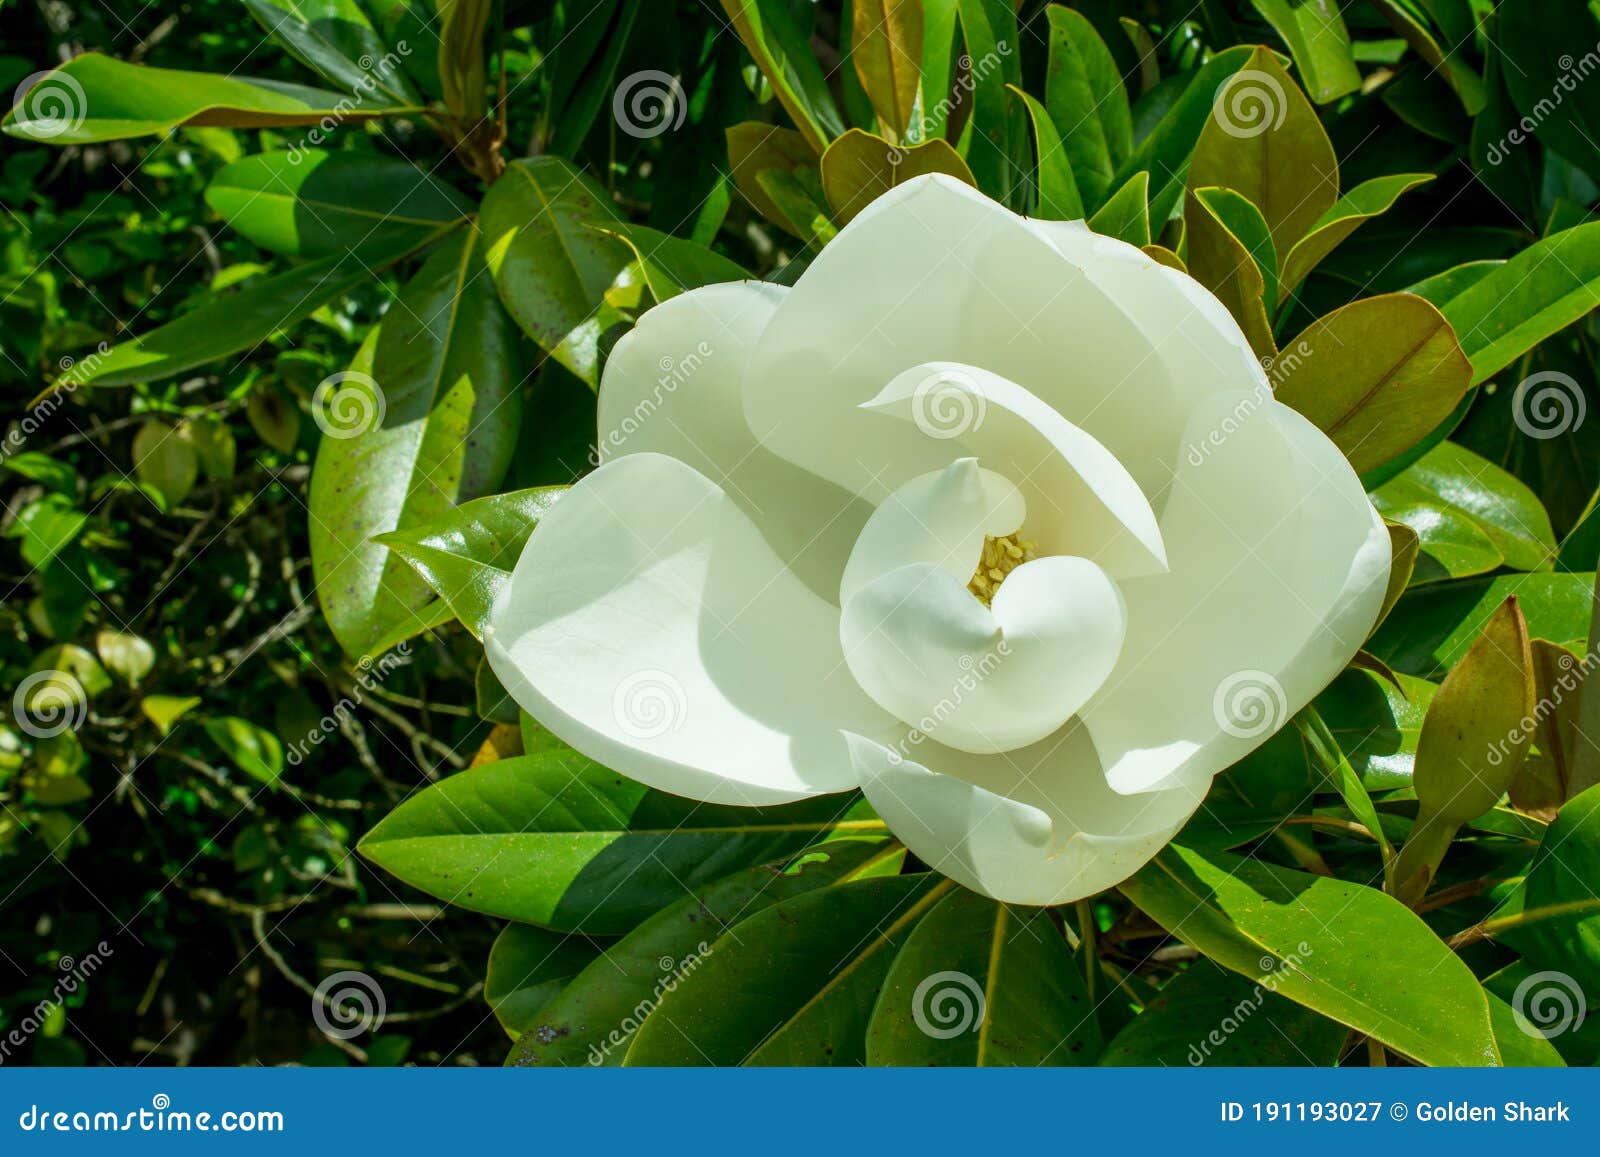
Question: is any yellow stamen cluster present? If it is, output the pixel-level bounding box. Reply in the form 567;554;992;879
967;533;1036;606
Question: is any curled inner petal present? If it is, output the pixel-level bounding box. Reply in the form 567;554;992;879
837;462;1127;754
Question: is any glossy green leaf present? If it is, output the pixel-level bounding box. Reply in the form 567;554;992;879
1413;598;1534;826
725;122;817;238
132;420;197;509
485;924;606;1040
623;875;948;1064
1316;667;1437;791
51;231;434;389
1371;571;1595;678
1489;784;1600;983
204;715;284;786
1498;0;1600;184
95;630;155;688
851;0;923;141
820;129;976;224
1099;957;1346;1066
954;0;1025;205
359;751;887;934
917;0;960;142
310;228;525;659
1115;44;1254;224
1044;5;1132;209
1430;222;1600;385
3;54;414;145
1088;170;1149;246
1372;442;1557;580
1278;173;1434;302
375;487;564;639
1009;87;1083;220
1367;0;1485;114
480;157;633;386
205;151;470;258
1249;0;1359;104
1121;843;1502;1066
241;0;421;105
867;889;1100;1066
1275;293;1471;475
596;223;747;301
1185;188;1275;358
140;695;201;737
508;843;890;1065
1187;47;1338;259
719;0;845;152
1509;639;1592;816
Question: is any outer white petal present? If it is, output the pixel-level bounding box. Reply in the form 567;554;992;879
484;452;897;805
740;175;1180;504
597;280;867;599
1026;220;1271;506
863;362;1167;577
1080;392;1392;795
844;725;1205;905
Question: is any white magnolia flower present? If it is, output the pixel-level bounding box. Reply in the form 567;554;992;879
486;175;1390;905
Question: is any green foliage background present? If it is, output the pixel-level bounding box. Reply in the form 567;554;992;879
3;0;1599;1067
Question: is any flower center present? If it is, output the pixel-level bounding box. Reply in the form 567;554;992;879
966;532;1037;606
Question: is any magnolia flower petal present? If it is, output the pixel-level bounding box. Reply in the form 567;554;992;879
597;280;868;599
741;175;1177;504
484;452;895;805
1081;393;1391;795
841;554;1126;753
863;361;1167;577
838;458;1024;606
844;726;1204;905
